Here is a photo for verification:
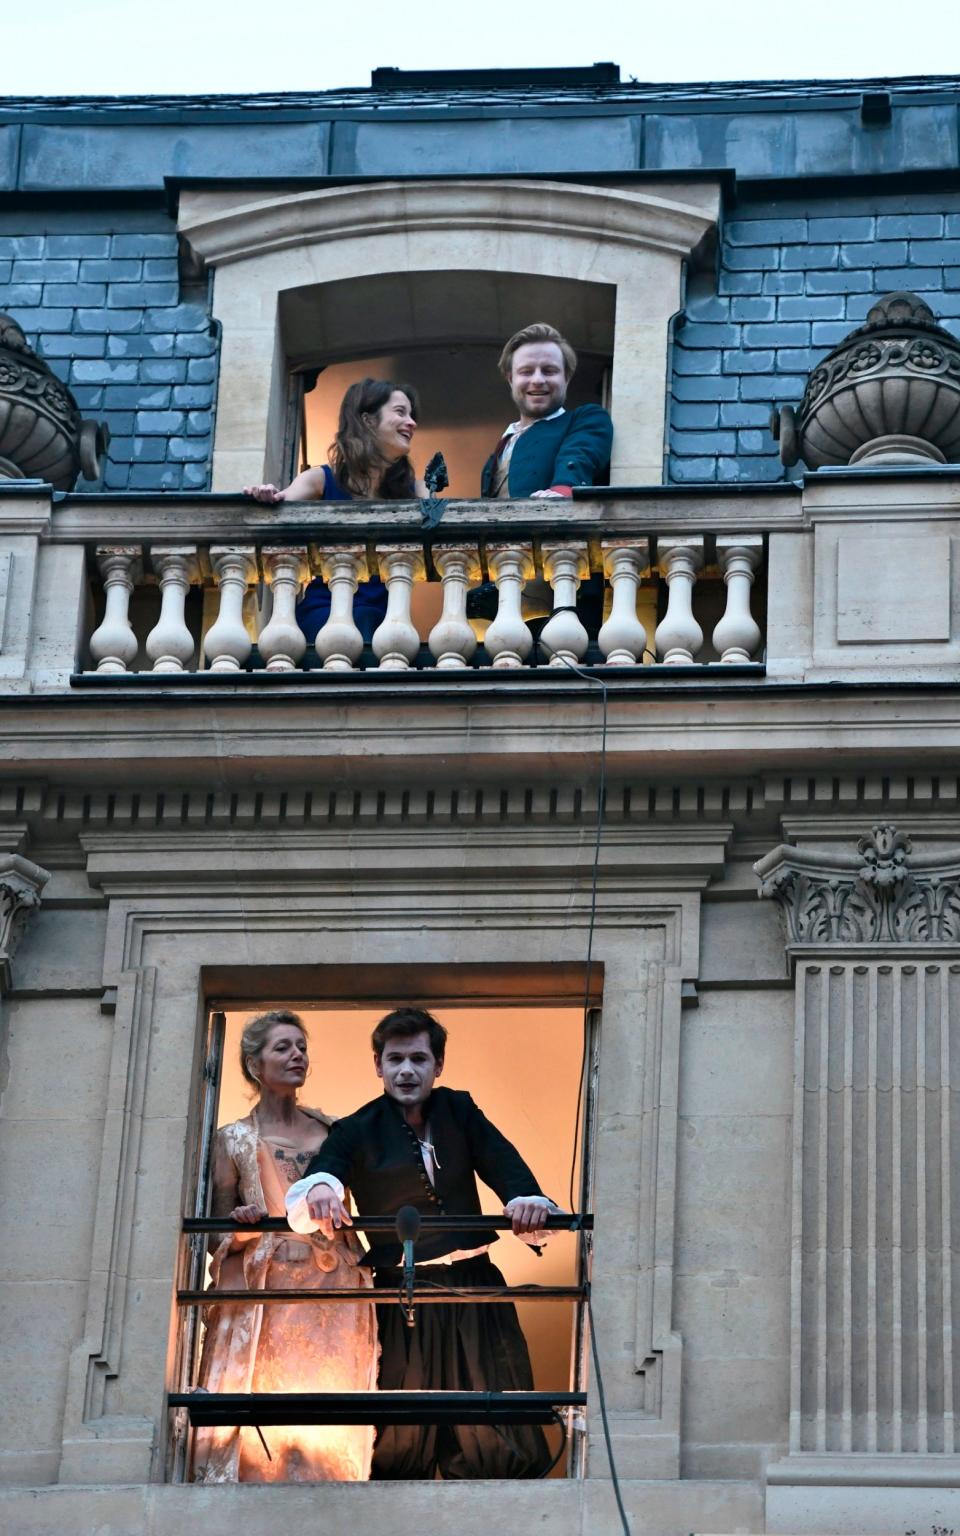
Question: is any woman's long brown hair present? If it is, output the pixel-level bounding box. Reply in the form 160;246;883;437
329;377;420;499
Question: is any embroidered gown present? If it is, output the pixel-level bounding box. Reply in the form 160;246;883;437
192;1108;377;1483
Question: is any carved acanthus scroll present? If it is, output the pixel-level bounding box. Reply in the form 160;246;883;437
0;851;50;983
755;822;960;944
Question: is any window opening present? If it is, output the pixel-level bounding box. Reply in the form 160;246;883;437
170;999;596;1483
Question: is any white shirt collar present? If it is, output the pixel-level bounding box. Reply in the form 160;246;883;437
503;405;566;438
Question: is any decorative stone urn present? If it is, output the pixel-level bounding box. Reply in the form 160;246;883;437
773;291;960;468
0;311;109;488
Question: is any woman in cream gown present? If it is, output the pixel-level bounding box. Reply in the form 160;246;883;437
192;1011;377;1483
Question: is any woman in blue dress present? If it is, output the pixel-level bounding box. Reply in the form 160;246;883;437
244;379;426;643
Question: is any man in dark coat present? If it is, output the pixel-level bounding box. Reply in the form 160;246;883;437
480;321;613;500
285;1007;558;1480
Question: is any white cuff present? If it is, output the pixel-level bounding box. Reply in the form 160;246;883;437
284;1171;345;1234
504;1194;558;1246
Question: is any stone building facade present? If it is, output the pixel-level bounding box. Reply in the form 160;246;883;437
1;65;960;1536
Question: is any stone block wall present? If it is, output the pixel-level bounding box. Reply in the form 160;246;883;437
0;214;217;491
668;193;960;483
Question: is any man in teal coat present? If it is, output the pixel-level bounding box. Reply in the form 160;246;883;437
480;321;613;499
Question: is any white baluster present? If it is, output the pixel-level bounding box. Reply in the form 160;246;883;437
89;545;142;674
315;546;368;671
540;543;590;667
258;546;308;672
654;537;705;664
372;546;425;670
145;545;198;673
713;536;763;663
483;544;535;670
204;546;257;672
429;545;481;669
598;539;650;665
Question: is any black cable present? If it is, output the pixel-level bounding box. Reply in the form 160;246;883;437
539;1406;568;1479
551;651;631;1536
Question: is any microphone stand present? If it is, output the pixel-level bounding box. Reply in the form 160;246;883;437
395;1205;421;1329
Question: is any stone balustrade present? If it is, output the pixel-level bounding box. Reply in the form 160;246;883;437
81;527;765;677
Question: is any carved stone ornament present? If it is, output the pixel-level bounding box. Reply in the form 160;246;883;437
755;823;960;945
772;291;960;469
0;851;50;983
0;311;110;489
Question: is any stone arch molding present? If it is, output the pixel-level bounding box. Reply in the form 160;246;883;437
178;177;721;489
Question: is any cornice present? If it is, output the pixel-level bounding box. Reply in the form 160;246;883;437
178;177;720;267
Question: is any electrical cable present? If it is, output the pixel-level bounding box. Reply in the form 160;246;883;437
552;650;632;1536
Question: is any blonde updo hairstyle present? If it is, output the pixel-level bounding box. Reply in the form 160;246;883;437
240;1008;308;1091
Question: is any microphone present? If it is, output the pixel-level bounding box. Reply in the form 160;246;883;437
396;1205;421;1328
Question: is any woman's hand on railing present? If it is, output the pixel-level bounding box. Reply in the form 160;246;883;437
229;1202;267;1245
243;483;285;503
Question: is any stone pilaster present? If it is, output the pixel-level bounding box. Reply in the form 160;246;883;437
757;825;960;1520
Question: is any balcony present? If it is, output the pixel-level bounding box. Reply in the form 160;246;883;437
1;466;958;700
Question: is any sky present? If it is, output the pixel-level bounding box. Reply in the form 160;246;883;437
3;0;960;96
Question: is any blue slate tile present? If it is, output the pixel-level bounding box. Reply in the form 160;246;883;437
730;297;777;321
673;347;721;376
108;334;174;357
44;282;108;306
805;270;873;294
0;284;41;307
142;258;180;281
80;259;143;282
2;236;43;259
685;295;731;322
175;334;217;356
718;270;763;296
669;456;717;483
737;430;772;453
743;322;811;346
672;402;720;429
726;218;807;246
38;333;105;358
70;359;138;384
338;115;640;176
145;303;208;334
187;356;217;383
45;235;111;258
722;350;776;374
74;308;143;334
782;244;839;270
807;216;875;242
873;266;943;289
776;348;822;372
720;402;772;428
840;240;907;269
740;374;806;400
132;437;168;462
677;321;741;349
717;455;785;482
105;385;171;409
672;375;739;401
876;214;944;238
763;272;804;295
779;295;845;319
181;462;210;490
136;410;185;434
167;435;211;461
107;281;179;309
111;233;179;257
671;430;736;455
0;127;20;192
908;239;960;265
172;384;213;408
725;245;780;271
128;463;182;489
141;360;187;384
21;124;333;192
12;258;79;282
812;322;852;345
